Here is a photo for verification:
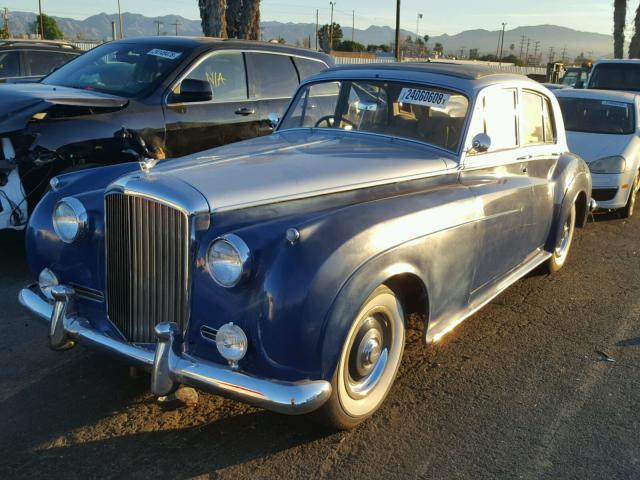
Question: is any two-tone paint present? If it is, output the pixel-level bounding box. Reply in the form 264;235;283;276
20;64;591;413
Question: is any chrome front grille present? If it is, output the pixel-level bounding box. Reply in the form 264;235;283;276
105;192;190;343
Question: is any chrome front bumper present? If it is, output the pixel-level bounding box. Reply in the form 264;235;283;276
18;284;331;415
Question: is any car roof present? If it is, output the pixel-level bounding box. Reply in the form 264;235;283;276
311;61;536;91
110;36;332;61
0;39;81;51
554;88;639;103
592;59;640;65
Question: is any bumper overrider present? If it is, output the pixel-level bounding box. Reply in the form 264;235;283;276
18;284;332;415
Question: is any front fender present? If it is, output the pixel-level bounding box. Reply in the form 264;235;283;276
545;152;591;253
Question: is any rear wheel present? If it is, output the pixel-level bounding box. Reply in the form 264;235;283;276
313;285;405;430
545;202;576;273
619;173;639;219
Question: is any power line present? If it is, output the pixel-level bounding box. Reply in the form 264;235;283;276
153;18;163;36
171;19;181;36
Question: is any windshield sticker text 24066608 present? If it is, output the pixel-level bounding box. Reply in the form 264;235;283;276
398;88;450;108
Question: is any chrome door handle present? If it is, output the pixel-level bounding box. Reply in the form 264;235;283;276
517;155;533;160
235;108;255;116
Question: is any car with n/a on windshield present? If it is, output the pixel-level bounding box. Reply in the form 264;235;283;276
555;88;640;216
19;63;591;429
0;36;331;232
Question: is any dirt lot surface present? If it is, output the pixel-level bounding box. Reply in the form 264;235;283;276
1;212;639;480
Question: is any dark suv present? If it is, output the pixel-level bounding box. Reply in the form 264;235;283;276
0;39;81;83
0;37;332;231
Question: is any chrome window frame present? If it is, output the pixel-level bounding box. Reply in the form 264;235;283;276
164;49;329;107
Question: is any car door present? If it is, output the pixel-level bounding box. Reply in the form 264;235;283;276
163;50;262;158
460;86;536;294
517;89;559;248
245;52;304;135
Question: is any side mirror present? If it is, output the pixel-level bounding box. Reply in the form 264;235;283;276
268;112;280;129
471;133;491;153
172;79;213;103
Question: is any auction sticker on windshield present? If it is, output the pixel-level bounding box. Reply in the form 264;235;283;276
147;48;182;60
399;88;450;108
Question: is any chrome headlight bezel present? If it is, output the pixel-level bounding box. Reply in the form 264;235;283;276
52;197;88;244
206;233;252;288
589;155;627;174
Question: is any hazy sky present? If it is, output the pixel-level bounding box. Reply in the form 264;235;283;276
6;0;622;36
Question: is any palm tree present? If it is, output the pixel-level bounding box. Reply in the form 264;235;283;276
614;0;627;58
630;4;640;58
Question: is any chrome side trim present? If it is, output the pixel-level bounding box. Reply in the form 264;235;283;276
18;285;332;415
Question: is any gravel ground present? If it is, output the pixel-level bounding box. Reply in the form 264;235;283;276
1;212;639;480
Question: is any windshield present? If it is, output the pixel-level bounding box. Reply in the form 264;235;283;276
279;80;469;152
558;97;635;134
561;69;588;86
588;63;640;92
42;42;189;97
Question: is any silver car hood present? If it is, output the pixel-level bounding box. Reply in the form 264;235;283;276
143;130;452;213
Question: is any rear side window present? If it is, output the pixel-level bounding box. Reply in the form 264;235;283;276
0;51;20;78
25;50;78;76
247;52;298;99
183;51;248;102
294;57;327;80
522;91;555;145
483;88;518;151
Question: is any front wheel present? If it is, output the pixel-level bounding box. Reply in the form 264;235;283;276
312;285;405;430
619;173;639;219
545;202;576;273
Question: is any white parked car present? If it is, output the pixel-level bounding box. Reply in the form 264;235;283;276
555;88;640;216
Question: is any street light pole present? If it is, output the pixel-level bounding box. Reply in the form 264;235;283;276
395;0;401;61
329;2;336;52
499;22;507;63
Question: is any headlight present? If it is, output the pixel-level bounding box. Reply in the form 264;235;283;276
589;155;626;174
38;268;59;301
215;322;248;367
206;233;251;287
52;197;88;243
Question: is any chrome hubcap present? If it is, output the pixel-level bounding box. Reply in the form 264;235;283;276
345;313;390;400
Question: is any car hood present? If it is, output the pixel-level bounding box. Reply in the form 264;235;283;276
565;131;633;162
0;83;128;134
136;130;452;213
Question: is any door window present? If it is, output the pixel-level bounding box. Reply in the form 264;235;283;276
483;89;518;151
0;51;20;78
24;50;78;76
522;90;556;145
181;51;248;102
247;52;299;99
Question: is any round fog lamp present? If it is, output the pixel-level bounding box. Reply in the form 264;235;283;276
216;322;248;367
38;268;59;301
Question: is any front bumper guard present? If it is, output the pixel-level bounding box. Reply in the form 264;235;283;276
18;284;331;415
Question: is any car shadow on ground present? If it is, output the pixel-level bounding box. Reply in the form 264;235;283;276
0;347;335;478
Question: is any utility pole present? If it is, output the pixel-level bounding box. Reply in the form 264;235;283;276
38;0;44;39
518;34;526;62
171;19;181;36
111;20;117;41
2;8;10;38
395;0;401;61
315;9;319;50
117;0;123;38
525;38;531;66
533;40;540;65
560;46;568;63
548;46;556;63
351;10;355;44
154;19;163;36
498;22;507;63
329;2;336;52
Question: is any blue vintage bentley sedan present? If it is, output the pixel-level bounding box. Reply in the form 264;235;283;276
19;63;592;429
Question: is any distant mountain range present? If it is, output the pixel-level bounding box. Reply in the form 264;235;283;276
6;11;614;59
